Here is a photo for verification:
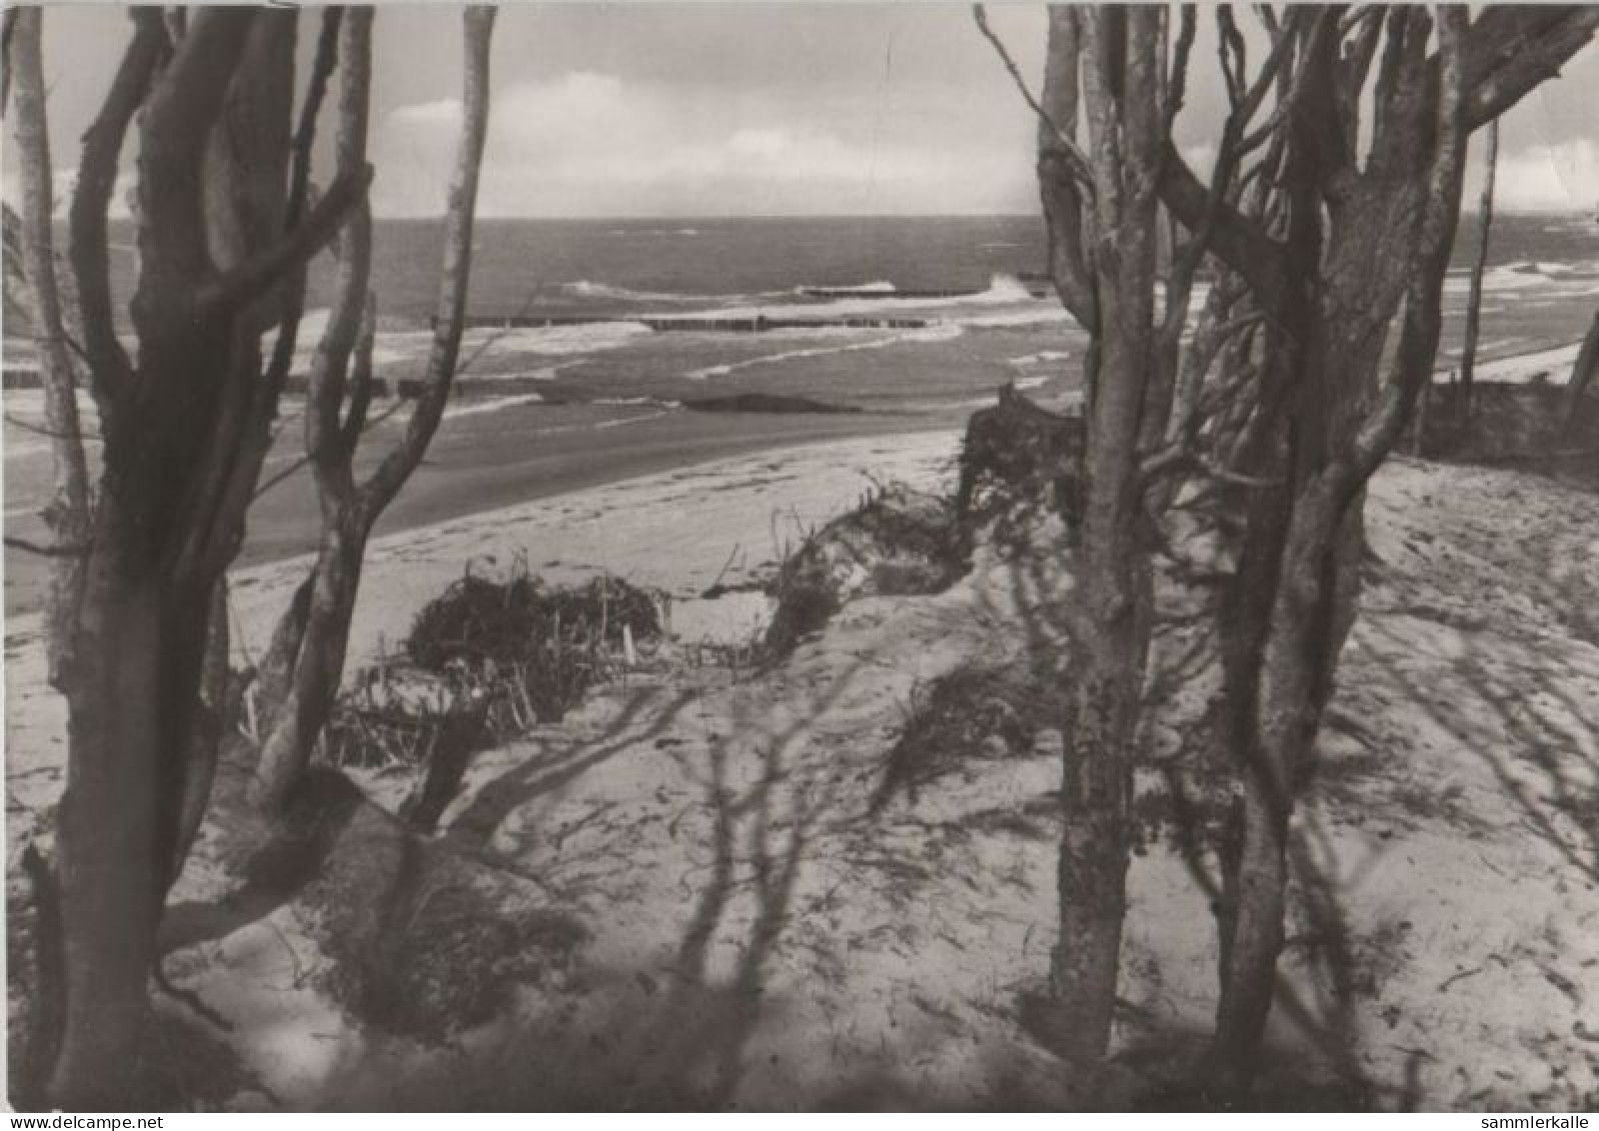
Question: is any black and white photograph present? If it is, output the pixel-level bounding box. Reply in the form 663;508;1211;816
2;1;1598;1113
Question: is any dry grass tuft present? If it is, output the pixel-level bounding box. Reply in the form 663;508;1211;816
871;659;1060;814
765;483;966;656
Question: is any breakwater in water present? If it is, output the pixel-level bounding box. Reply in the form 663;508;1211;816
458;313;936;333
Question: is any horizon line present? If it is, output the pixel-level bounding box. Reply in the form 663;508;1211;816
358;206;1597;222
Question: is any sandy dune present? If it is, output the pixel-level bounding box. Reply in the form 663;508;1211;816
5;417;1597;1110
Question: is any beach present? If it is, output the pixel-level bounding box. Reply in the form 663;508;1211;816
4;208;1598;1109
1;391;965;618
3;427;963;851
5;400;1596;1109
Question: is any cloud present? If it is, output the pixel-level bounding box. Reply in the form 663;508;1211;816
1486;139;1599;213
1;168;135;222
387;97;465;130
372;70;1033;217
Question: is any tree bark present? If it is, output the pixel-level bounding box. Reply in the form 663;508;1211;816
1038;7;1163;1068
1459;119;1498;426
251;503;371;810
170;578;232;889
1190;9;1473;1098
8;7;92;690
44;8;365;1104
1560;306;1599;436
252;7;497;812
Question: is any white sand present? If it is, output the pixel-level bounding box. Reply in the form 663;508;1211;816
1438;339;1585;383
5;427;1598;1109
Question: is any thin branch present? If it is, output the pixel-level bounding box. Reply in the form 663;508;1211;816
5;535;90;559
1158;142;1287;321
973;4;1094;187
251;397;410;504
0;8;18;116
199;164;373;316
254;275;545;506
340;295;378;455
1461;7;1599;132
3;413;102;442
1036;5;1097;329
10;6;96;688
1217;6;1249;110
1237;12;1329;159
67;9;168;404
1347;6;1470;488
361;6;496;513
1162;6;1198;138
305;6;372;504
261;5;345;389
1140;441;1282;492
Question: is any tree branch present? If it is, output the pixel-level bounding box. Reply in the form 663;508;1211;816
974;4;1094;187
306;7;373;505
1158;142;1287;320
1348;6;1470;488
340;295;378;456
1462;6;1599;131
67;9;167;405
5;535;90;559
361;7;496;513
198;164;373;316
261;4;345;389
134;8;257;303
1036;5;1097;329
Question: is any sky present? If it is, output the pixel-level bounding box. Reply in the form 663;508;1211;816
7;5;1598;219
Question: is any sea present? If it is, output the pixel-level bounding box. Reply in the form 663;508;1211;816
4;211;1596;615
49;211;1599;424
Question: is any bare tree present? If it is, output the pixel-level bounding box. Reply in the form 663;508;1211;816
989;2;1261;1067
1152;5;1597;1096
1035;7;1168;1067
250;6;497;812
23;7;367;1105
6;8;92;689
1459;119;1499;424
1006;2;1592;1096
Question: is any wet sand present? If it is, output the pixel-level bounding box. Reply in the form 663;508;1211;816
2;398;960;619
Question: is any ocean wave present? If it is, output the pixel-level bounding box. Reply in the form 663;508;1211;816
443;393;548;421
1531;261;1592;276
796;280;897;296
464;364;572;382
594;410;674;430
1443;260;1599;297
685;323;964;380
460;320;655;356
665;273;1043;326
592;395;682;409
556;280;726;304
1008;350;1073;368
961;307;1074;329
604;227;701;237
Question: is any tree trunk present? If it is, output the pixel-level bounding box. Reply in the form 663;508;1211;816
251;7;496;811
251;508;369;810
43;9;363;1104
8;7;91;689
170;577;233;887
1042;6;1163;1068
1560;306;1599;436
1209;489;1360;1094
50;554;193;1104
1459;120;1498;426
1150;9;1480;1098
